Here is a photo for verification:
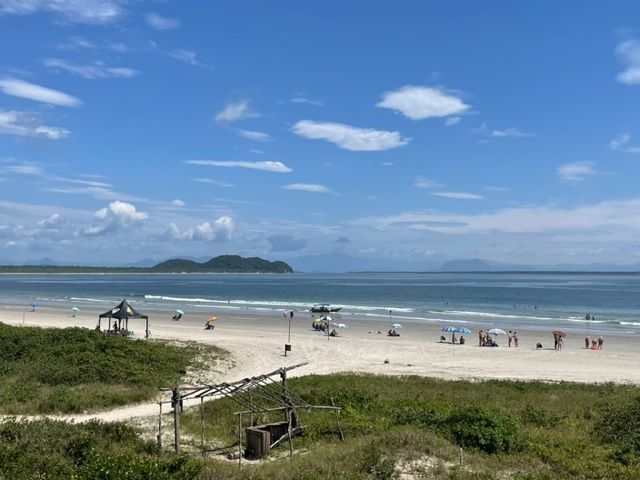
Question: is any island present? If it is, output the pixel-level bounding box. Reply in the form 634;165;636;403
0;255;294;274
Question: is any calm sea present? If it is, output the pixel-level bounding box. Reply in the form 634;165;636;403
2;272;640;335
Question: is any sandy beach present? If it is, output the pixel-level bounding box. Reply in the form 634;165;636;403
2;303;637;388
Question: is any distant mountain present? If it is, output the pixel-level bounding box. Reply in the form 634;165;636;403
289;253;442;273
438;258;536;272
151;255;293;273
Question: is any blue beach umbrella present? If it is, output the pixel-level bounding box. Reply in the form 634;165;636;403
442;326;456;332
456;327;472;334
175;309;184;315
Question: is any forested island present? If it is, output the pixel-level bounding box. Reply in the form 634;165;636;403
0;255;294;274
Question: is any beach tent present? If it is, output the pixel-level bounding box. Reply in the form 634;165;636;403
98;299;149;339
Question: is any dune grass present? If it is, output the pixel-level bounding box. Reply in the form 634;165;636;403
0;323;224;414
2;370;640;478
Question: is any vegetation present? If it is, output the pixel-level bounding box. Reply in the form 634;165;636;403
151;255;293;273
0;324;223;414
2;374;640;478
0;255;293;273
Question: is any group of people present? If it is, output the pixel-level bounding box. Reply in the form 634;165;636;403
553;332;564;350
585;335;604;350
387;329;400;337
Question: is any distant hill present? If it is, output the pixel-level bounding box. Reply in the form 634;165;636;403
0;255;293;274
151;255;293;273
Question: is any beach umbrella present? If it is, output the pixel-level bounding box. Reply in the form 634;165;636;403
175;309;184;315
553;330;566;337
331;323;348;328
442;326;457;332
320;315;332;322
31;302;37;308
456;327;472;334
392;323;402;329
313;318;323;323
71;307;80;312
208;316;219;323
488;328;507;335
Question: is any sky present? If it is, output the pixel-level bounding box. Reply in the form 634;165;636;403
1;1;640;267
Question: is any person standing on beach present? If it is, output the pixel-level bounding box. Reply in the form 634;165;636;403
553;332;558;350
478;330;484;346
508;330;513;347
598;336;604;350
585;336;590;349
513;331;518;348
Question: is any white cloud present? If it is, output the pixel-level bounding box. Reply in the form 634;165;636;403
1;162;43;175
356;198;640;237
432;191;483;200
445;116;461;126
84;201;147;236
291;96;324;106
215;100;259;124
167;216;234;242
170;199;185;207
191;178;234;187
145;12;181;30
186;160;292;173
292;120;409;151
609;133;640;154
0;78;82;107
42;58;139;79
376;85;470;120
491;128;535;138
615;39;640;85
55;36;95;50
236;129;271;142
556;161;599;184
283;183;332;193
0;110;70;140
413;177;443;189
167;49;211;69
0;0;124;24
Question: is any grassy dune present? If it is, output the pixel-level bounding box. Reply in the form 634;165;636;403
0;323;223;414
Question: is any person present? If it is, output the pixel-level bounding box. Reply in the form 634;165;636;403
553;332;558;350
329;329;337;337
451;332;457;344
557;335;564;351
586;313;591;320
478;330;484;346
585;336;590;349
440;335;446;343
591;338;598;350
598;336;604;350
289;310;294;319
283;310;288;321
508;330;513;347
112;320;118;332
459;336;465;345
513;331;519;348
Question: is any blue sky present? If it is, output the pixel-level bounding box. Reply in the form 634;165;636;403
1;1;640;267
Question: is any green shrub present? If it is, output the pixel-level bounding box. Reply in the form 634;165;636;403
443;406;521;454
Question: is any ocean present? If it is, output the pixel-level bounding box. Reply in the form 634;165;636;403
2;272;640;336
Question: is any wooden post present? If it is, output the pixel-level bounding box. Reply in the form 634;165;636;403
172;386;180;454
237;413;242;469
200;397;205;455
331;397;345;441
158;402;163;450
286;407;294;459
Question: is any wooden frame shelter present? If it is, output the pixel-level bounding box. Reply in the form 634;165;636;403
158;363;343;465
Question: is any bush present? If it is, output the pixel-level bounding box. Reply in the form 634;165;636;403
444;406;521;454
596;397;640;464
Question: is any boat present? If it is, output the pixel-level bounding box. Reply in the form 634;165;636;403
310;304;342;313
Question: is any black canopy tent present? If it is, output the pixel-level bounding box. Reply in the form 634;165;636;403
98;299;149;339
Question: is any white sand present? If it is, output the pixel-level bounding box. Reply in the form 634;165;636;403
1;304;638;422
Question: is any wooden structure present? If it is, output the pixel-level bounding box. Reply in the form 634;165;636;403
158;363;343;465
98;299;150;339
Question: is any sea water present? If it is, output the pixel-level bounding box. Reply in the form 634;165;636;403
2;272;640;336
